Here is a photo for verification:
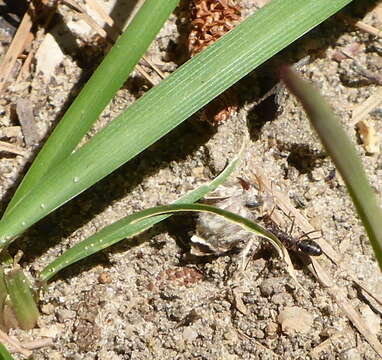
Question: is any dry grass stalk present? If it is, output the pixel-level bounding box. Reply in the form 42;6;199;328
0;6;34;94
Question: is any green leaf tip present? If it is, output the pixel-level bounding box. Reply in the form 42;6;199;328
4;269;39;330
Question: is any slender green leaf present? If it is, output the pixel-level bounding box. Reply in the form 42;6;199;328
41;203;288;283
0;0;352;249
281;66;382;270
4;269;39;330
3;0;180;217
40;148;243;281
0;252;14;330
0;268;7;330
0;343;14;360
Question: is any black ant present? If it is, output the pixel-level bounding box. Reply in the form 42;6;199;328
260;214;322;256
241;175;323;257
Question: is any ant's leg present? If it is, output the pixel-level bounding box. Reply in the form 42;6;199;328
298;229;322;241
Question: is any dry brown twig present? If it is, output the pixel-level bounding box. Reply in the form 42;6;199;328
0;328;54;357
340;50;382;85
0;0;58;91
61;0;109;39
0;2;57;152
0;141;26;156
0;5;34;94
351;88;382;125
354;21;382;37
340;14;382;38
310;327;354;357
61;0;163;86
17;3;57;83
0;329;32;357
62;0;242;110
83;0;114;27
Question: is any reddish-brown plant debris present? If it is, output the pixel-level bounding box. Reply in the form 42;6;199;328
155;267;204;289
189;0;241;56
188;0;241;124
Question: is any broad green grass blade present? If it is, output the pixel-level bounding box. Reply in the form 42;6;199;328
40;149;242;281
3;0;180;217
0;0;352;249
0;343;14;360
41;203;289;283
281;67;382;270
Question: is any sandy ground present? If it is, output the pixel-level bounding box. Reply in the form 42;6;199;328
0;0;381;359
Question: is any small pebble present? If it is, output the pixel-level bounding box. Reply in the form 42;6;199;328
259;277;284;297
98;271;112;284
223;328;238;343
338;348;362;360
252;329;265;339
265;321;278;337
40;303;55;315
47;350;64;360
277;306;313;334
37;324;62;338
271;293;293;306
182;327;198;342
56;309;76;323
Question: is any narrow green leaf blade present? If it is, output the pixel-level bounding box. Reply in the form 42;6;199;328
41;203;286;283
40;150;242;281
